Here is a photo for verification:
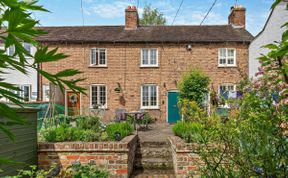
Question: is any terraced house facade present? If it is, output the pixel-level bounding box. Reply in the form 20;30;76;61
38;5;253;123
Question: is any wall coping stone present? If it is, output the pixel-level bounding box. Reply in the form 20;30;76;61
38;134;138;153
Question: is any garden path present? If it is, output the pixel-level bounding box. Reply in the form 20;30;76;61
131;123;176;178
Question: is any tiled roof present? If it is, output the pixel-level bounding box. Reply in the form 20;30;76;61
36;25;254;43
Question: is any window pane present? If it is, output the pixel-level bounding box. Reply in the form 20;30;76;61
227;58;234;65
142;49;149;65
22;86;30;102
23;43;31;55
219;48;226;57
8;46;15;56
220;58;226;65
220;85;226;92
91;86;98;105
227;85;235;91
99;49;106;65
150;85;157;106
142;86;149;106
150;49;157;65
91;49;96;65
99;86;106;106
227;49;234;57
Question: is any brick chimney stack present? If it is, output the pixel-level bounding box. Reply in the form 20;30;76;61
125;5;139;30
228;5;246;28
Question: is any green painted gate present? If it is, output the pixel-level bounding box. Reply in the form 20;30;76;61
167;91;181;123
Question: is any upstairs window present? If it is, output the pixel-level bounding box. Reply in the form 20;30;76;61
218;48;236;67
90;84;107;108
90;48;107;67
141;49;158;67
141;84;158;109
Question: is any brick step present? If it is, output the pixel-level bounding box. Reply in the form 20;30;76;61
131;169;175;178
134;157;174;170
136;147;172;159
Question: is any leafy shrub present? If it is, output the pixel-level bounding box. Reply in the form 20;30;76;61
76;115;104;132
178;69;210;106
173;121;203;143
65;162;109;178
106;122;133;141
5;165;56;178
179;99;206;122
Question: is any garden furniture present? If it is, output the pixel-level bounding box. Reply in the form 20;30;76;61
124;110;147;133
114;108;127;122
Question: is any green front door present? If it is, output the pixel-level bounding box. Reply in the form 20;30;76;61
168;91;181;123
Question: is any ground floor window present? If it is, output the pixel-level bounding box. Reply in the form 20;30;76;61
9;84;31;102
141;84;158;109
42;84;50;102
219;84;236;99
90;84;107;108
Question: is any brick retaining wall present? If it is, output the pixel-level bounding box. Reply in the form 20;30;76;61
169;136;203;178
38;134;138;178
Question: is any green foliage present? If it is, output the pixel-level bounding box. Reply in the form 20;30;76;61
106;122;133;141
76;115;104;132
65;162;109;178
178;99;206;122
139;5;166;25
5;165;55;178
0;0;85;156
173;121;203;143
178;69;210;107
40;116;133;142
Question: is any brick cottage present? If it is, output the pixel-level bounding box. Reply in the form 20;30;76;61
37;5;253;123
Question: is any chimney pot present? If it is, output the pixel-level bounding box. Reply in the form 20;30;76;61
228;5;246;28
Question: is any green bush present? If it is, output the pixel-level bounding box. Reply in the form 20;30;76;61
178;69;210;107
173;121;203;143
65;162;109;178
106;122;133;141
76;115;104;132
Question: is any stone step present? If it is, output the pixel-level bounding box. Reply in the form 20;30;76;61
131;169;176;178
138;141;169;148
136;147;172;159
134;157;174;170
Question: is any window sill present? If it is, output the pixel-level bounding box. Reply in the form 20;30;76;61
140;106;160;110
140;65;159;68
88;65;108;68
218;65;237;68
89;107;109;110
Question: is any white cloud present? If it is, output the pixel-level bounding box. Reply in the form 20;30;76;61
85;1;129;18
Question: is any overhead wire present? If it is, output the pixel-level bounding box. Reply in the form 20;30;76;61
171;0;184;25
200;0;218;25
80;0;85;26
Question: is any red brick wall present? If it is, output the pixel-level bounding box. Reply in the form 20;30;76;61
169;136;203;177
40;42;249;122
38;135;138;178
228;6;246;28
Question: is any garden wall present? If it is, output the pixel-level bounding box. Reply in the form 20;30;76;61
169;136;203;178
38;134;138;178
0;106;38;177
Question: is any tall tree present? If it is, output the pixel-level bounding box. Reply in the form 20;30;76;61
139;5;166;25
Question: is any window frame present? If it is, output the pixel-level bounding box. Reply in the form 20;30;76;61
140;48;159;67
90;84;107;109
218;83;236;95
21;84;31;102
218;48;236;67
90;48;107;67
140;84;159;109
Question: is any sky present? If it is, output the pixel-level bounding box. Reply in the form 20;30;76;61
35;0;275;36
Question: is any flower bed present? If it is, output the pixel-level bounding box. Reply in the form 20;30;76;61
38;134;138;178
